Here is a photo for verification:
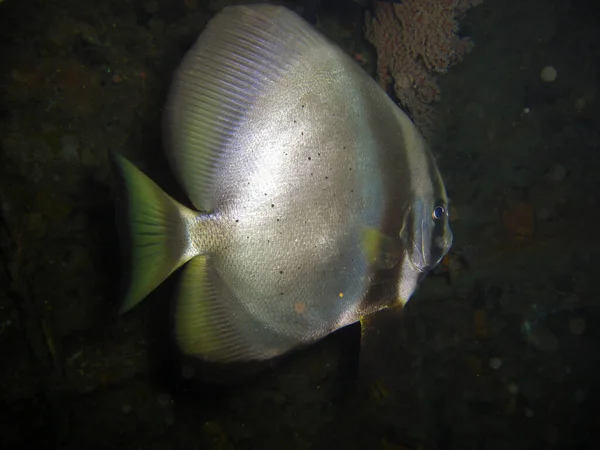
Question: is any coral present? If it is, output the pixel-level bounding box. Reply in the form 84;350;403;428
365;0;482;134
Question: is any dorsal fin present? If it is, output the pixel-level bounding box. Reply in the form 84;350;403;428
163;5;329;211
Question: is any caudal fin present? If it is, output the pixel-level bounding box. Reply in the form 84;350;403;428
110;152;196;313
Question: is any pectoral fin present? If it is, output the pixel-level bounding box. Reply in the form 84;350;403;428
361;226;403;270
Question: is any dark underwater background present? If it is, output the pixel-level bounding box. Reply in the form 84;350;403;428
1;0;599;449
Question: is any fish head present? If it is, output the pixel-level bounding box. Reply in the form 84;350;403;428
400;189;453;279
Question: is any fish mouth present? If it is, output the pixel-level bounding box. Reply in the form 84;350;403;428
409;257;428;274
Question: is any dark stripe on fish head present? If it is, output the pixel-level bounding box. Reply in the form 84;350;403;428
425;149;453;268
387;105;452;304
401;145;452;281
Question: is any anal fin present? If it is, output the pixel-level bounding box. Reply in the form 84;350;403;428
358;304;409;397
175;255;295;364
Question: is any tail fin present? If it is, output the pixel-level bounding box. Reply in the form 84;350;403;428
110;152;197;313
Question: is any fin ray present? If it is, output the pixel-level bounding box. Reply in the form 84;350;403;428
163;5;330;211
111;152;197;313
175;255;298;363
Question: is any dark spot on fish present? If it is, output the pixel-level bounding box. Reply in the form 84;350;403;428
308;156;311;160
325;176;329;180
264;193;267;196
317;153;321;156
235;219;239;223
301;132;304;136
279;271;283;274
271;204;275;208
349;167;352;171
343;146;346;150
276;218;280;221
280;292;284;296
302;104;305;108
293;120;297;123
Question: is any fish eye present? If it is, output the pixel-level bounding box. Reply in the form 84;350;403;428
432;205;445;220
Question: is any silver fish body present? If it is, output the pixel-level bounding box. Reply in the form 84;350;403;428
113;4;452;364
